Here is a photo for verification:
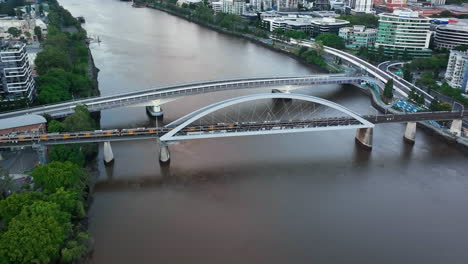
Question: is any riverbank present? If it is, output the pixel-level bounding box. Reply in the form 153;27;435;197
146;3;330;73
365;84;468;153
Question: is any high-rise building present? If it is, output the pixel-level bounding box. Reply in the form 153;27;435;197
339;25;377;49
349;0;374;13
0;42;35;104
375;9;431;58
445;50;468;93
430;0;445;6
222;0;246;15
277;0;299;11
314;0;331;11
434;22;468;50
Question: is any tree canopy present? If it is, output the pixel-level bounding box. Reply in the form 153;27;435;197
0;201;71;264
337;14;379;28
315;33;345;49
31;161;87;194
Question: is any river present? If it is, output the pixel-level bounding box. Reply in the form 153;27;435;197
58;1;468;263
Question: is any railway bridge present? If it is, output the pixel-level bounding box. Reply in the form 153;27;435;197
1;93;465;165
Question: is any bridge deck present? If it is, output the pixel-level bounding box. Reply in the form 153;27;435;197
0;111;465;148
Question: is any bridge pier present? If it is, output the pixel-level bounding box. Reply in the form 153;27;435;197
159;142;170;164
355;128;373;150
403;122;417;144
32;143;47;165
103;141;114;165
450;119;462;136
146;105;164;118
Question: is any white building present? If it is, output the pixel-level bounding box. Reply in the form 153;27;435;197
0;42;35;102
212;1;223;12
176;0;202;6
349;0;374;14
375;9;432;58
262;16;349;37
222;0;245;15
431;0;445;6
339;25;377;49
277;0;299;11
445;50;468;93
434;22;468;50
250;0;273;11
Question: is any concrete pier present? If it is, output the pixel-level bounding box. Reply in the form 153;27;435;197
355;128;373;150
403;122;416;144
103;141;114;165
32;143;47;165
146;105;164;118
450;119;462;137
159;142;170;163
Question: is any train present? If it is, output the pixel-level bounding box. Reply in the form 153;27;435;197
0;118;358;144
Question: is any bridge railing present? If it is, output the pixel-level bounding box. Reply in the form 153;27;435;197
0;74;348;117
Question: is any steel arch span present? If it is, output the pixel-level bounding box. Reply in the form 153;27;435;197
160;93;374;142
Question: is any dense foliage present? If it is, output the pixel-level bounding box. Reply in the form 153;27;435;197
338;14;379;28
273;28;308;40
34;0;94;105
383;79;394;101
408;55;448;78
315;33;345;49
0;185;89;263
47;105;98;166
297;46;326;68
415;72;468;105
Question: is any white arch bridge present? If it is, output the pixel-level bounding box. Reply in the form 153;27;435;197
0;74;372;119
3;93;465;165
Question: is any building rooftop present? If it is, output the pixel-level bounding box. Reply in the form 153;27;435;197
381;8;424;18
0;114;46;131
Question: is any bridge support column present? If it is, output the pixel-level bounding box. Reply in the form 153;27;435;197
0;151;3;161
450;119;462;137
146;105;164;118
159;142;170;164
355;128;373;150
103;141;114;165
32;143;47;165
403;122;417;144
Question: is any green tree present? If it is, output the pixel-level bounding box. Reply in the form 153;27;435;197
62;105;96;132
7;27;21;37
437;102;452;111
34;26;43;41
60;232;91;263
0;168;13;198
36;83;72;104
48;145;86;167
0;192;45;225
0;201;71;264
453;45;468;52
35;48;71;75
31;161;86;194
429;97;440;111
46;187;83;217
383;79;394;100
315;33;345;49
47;120;65;133
337;14;379;28
402;64;413;83
416;93;425;105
